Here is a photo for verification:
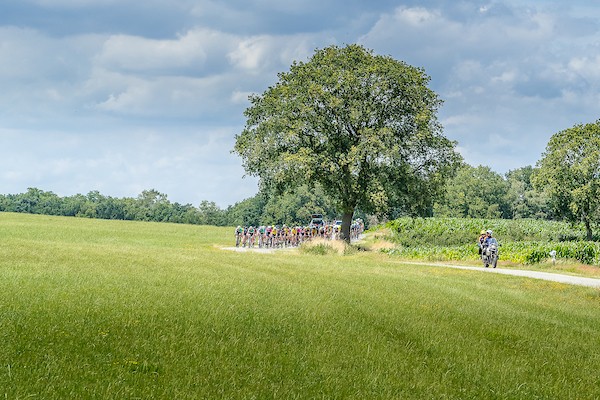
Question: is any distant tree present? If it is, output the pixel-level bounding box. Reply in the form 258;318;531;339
505;166;551;219
234;44;460;242
134;189;170;221
261;184;338;226
198;200;227;226
61;194;87;217
532;120;600;240
225;195;267;227
0;187;210;226
170;202;201;225
434;164;510;218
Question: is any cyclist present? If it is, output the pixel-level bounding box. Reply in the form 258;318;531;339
258;225;266;248
247;225;256;247
235;225;244;247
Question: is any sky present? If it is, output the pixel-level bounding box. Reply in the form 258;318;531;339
1;0;599;207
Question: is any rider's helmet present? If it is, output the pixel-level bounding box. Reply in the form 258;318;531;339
480;230;486;235
486;229;493;235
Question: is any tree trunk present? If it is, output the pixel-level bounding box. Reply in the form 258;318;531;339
341;210;354;244
584;217;593;241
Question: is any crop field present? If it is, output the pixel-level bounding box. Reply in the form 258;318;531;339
1;212;600;399
384;217;600;270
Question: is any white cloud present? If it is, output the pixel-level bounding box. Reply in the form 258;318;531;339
395;7;440;26
2;0;600;206
228;36;271;71
227;34;314;74
96;29;240;75
99;34;207;73
568;55;600;82
231;90;252;104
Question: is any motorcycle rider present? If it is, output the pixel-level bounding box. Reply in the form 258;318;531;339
481;230;498;266
477;230;486;256
481;229;499;268
483;230;494;248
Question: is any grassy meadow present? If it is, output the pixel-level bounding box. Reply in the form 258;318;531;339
1;212;600;399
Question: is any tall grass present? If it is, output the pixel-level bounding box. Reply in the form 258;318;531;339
1;212;600;399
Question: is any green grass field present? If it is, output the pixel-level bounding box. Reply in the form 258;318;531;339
1;212;599;399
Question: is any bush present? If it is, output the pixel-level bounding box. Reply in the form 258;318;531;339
386;217;588;247
381;216;600;265
300;239;351;256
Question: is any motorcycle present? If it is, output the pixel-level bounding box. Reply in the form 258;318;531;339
481;238;499;268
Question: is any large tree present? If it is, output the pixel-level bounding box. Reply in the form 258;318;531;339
234;44;460;242
532;120;600;240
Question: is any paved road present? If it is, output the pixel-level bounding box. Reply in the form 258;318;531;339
222;246;600;288
413;262;600;288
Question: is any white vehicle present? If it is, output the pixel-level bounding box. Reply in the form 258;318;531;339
310;213;324;227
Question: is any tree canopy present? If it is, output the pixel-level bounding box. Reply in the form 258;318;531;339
532;120;600;240
233;44;460;241
433;164;511;219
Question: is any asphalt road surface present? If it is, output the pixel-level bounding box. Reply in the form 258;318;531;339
415;262;600;288
222;247;600;288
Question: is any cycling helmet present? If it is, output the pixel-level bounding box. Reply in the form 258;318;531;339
486;230;493;235
480;230;486;234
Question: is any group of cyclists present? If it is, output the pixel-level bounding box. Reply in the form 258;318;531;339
234;220;365;248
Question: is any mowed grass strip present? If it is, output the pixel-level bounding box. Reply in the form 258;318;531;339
1;212;599;399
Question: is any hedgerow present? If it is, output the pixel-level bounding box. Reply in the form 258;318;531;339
383;217;600;265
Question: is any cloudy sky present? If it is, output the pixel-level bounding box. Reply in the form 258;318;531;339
1;0;598;207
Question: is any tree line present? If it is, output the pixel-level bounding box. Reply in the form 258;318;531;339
434;164;551;220
0;185;341;228
0;163;553;228
0;152;596;235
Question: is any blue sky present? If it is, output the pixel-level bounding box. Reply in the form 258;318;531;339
1;0;599;207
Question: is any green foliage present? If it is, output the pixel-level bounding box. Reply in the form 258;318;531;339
301;242;334;255
261;184;338;226
0;188;211;225
384;240;600;265
533;120;600;239
384;217;600;265
505;166;552;219
234;44;461;241
433;164;553;220
434;164;511;218
386;217;587;246
223;194;266;227
0;185;350;229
